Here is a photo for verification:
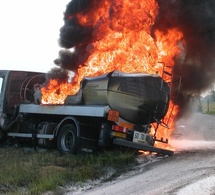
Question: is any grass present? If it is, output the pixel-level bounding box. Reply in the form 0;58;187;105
194;99;215;115
205;111;215;115
202;102;215;115
0;146;137;195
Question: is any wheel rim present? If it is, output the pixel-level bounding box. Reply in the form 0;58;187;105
61;130;74;151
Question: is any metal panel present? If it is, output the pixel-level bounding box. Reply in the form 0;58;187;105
8;132;54;139
78;70;170;124
19;104;110;117
113;138;174;156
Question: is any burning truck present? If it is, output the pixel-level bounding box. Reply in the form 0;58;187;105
0;69;174;155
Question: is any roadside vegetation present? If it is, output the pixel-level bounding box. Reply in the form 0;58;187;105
0;146;137;195
194;90;215;115
201;101;215;115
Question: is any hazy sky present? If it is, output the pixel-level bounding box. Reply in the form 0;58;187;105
0;1;70;73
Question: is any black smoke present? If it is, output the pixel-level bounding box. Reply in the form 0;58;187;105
53;0;96;73
51;0;215;116
154;0;215;115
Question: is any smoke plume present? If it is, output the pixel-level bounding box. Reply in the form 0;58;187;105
170;113;215;151
54;0;97;71
51;0;215;116
154;0;215;114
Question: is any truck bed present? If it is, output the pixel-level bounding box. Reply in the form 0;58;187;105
19;104;110;117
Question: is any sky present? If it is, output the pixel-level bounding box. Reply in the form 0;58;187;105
0;1;70;73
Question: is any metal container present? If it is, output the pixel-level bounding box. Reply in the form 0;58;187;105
106;71;170;124
66;71;170;124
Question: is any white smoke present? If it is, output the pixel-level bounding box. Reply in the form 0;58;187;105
170;139;215;151
169;113;215;151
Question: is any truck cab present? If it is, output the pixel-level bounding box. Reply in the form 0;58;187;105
0;70;45;129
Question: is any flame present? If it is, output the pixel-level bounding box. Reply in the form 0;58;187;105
150;101;179;151
41;0;184;150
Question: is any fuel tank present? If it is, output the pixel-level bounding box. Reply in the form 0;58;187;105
65;71;170;124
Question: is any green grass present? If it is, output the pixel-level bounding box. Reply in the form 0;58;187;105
202;102;215;115
0;147;137;195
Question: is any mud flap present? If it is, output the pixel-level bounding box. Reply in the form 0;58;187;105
77;137;98;154
113;138;174;156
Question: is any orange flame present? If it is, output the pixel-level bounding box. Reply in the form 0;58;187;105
41;0;184;150
151;101;179;151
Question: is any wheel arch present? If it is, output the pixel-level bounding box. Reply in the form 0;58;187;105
54;116;80;138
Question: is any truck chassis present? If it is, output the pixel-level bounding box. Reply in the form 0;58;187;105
0;70;175;156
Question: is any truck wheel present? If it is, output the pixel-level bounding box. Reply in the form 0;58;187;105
57;124;78;154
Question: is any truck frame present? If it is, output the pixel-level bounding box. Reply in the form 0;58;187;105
0;69;174;156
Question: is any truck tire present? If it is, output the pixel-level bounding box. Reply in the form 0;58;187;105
57;124;78;154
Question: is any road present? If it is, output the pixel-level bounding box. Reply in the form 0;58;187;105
67;113;215;195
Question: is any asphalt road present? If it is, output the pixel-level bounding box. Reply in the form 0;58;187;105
67;113;215;195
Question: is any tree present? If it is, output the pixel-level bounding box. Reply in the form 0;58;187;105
211;90;215;102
